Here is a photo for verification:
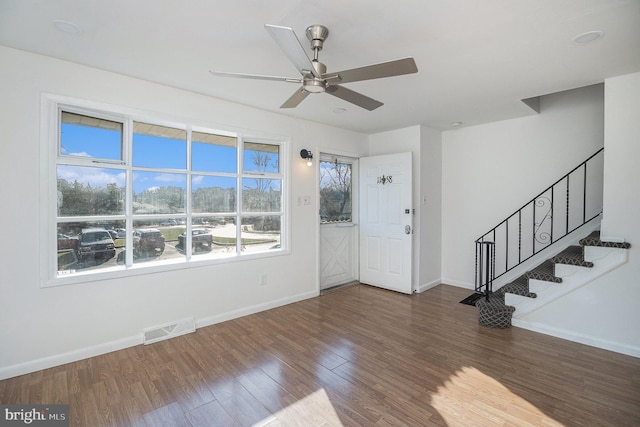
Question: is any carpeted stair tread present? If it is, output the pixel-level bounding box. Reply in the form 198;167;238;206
497;276;537;298
551;245;594;267
579;231;631;249
526;260;562;283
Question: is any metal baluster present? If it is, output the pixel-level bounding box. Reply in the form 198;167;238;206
566;175;570;235
518;210;522;264
478;240;484;293
474;240;479;291
583;162;587;224
532;200;536;255
551;185;555;244
505;217;509;273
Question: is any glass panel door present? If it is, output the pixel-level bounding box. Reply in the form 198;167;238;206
319;154;358;290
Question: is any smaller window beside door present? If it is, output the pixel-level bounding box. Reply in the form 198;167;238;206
319;158;352;223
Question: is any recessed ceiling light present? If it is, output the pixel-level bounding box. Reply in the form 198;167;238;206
53;20;82;34
572;30;604;45
333;107;347;114
450;121;462;128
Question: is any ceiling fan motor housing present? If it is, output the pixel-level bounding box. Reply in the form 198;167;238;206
306;24;329;51
304;61;327;93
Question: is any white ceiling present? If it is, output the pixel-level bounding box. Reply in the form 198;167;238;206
1;0;639;133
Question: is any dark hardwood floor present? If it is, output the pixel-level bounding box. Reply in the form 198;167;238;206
1;284;639;426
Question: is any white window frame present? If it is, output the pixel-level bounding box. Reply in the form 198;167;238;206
40;94;289;288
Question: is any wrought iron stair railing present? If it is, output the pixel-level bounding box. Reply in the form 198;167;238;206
475;148;604;299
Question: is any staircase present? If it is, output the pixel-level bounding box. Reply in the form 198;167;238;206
477;230;631;328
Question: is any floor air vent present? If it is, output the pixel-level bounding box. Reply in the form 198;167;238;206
143;317;196;345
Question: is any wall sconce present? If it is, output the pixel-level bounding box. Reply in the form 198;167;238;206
300;149;313;167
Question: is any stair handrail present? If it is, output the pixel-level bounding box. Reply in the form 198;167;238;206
474;147;604;296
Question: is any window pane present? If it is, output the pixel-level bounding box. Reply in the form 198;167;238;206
133;122;186;169
242;178;281;212
56;221;124;275
319;160;352;222
192;175;236;213
188;216;237;259
241;216;281;254
192;132;237;173
243;142;279;173
133;171;186;214
132;220;185;264
61;112;122;160
57;165;125;216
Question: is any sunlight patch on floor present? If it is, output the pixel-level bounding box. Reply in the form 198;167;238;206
430;366;564;427
253;388;343;427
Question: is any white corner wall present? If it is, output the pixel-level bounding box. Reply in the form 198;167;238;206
441;84;605;288
516;72;640;357
0;46;368;379
419;126;442;291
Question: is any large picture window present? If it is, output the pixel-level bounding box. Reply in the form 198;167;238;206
50;102;285;284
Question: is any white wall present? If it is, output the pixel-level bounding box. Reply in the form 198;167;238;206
419;126;442;290
441;84;605;288
0;46;368;379
368;125;442;291
518;73;640;356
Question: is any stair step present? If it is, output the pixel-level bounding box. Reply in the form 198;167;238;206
579;231;631;249
526;260;562;283
498;276;537;298
551;245;594;267
476;297;515;329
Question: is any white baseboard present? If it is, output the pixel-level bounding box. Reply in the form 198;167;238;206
0;335;141;381
196;290;318;329
512;319;640;358
416;279;442;293
440;278;475;290
0;290;318;381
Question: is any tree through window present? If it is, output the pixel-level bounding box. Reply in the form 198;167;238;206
319;157;352;223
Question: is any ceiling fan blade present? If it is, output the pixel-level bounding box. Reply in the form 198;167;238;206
209;70;301;83
264;24;320;78
325;85;383;111
281;88;310;108
326;57;418;84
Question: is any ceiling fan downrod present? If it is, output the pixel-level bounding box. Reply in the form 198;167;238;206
306;24;329;61
303;25;330;93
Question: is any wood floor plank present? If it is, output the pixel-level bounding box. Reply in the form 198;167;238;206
185;399;240;427
1;284;639;426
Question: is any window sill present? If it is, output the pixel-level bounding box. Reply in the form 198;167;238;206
44;248;290;288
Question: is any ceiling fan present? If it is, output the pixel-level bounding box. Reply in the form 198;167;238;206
210;24;418;111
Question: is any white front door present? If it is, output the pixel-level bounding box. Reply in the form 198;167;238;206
359;152;413;294
319;154;358;290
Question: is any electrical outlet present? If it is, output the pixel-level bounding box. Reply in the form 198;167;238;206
260;274;267;286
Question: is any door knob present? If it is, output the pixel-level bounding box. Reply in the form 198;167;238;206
405;225;411;234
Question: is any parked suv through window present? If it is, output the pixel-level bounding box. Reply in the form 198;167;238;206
133;229;166;257
178;229;213;251
77;228;116;264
